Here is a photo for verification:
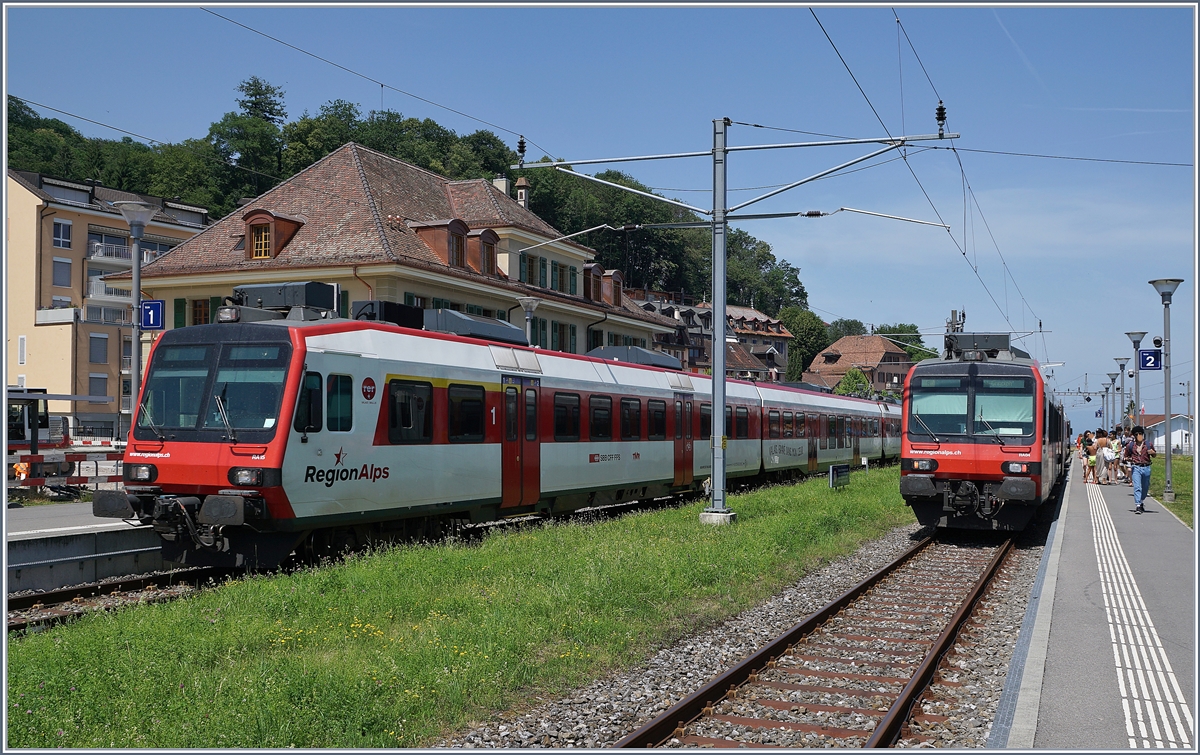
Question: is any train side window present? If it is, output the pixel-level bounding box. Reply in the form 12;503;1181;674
685;402;693;439
590;396;612;441
837;416;847;448
554;393;581;441
505;387;519;442
768;410;781;439
822;415;832;449
724;406;733;440
326;374;353;432
735;407;750;439
675;400;684;439
294;371;323;434
448;384;485;443
525;389;538;441
620;398;642;440
782;411;792;438
388;379;432;444
648;400;667;440
700;403;712;440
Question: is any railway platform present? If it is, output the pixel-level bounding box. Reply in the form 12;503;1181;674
1003;466;1195;749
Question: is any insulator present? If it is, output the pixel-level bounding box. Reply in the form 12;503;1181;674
517;136;526;158
935;101;947;126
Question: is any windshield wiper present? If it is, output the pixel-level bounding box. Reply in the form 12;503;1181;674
214;387;237;443
975;413;1006;445
138;401;165;440
910;413;941;442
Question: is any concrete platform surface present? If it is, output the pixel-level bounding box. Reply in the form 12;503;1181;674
1033;472;1195;749
5;501;142;542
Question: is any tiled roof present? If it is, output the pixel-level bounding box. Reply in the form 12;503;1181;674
8;168;206;228
120;144;673;331
726;342;768;373
807;335;911;374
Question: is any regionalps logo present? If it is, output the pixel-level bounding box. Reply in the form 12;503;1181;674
305;447;390;487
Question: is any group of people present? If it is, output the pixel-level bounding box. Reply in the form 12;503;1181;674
1077;425;1157;513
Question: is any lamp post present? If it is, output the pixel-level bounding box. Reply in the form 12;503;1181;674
516;296;542;347
1114;358;1128;430
113;201;159;439
1102;382;1112;430
1149;278;1183;503
1106;373;1119;431
1126;331;1147;428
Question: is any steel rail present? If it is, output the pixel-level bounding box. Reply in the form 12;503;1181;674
614;535;934;748
8;566;232;612
865;536;1014;747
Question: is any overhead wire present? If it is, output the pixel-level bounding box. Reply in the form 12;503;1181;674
198;7;554;160
925;145;1190;168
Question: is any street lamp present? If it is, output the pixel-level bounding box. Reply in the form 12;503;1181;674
1149;278;1183;503
1114;358;1128;430
1106;373;1119;430
113;200;159;440
516;296;542;347
1126;331;1147;428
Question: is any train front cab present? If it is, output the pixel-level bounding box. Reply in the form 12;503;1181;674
900;359;1047;530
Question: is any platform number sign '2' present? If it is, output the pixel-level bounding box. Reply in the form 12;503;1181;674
1139;349;1163;371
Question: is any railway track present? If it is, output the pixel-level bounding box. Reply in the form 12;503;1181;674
615;533;1014;748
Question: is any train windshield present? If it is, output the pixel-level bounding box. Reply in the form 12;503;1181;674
908;373;1036;440
973;377;1035;437
136;342;292;441
909;377;969;435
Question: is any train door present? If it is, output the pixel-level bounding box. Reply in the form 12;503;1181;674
807;413;819;473
673;394;694;486
853;417;861;460
501;376;541;508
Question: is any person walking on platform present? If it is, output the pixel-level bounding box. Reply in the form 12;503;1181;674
1082;431;1096;484
1094;429;1111;485
1127;425;1156;514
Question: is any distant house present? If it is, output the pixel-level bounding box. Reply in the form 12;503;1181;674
802;335;914;394
1138;413;1194;454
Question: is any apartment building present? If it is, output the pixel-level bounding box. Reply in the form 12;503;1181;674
6;169;210;437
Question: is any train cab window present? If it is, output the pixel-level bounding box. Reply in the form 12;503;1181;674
554;393;581;441
782;411;793;438
326;374;353;432
525;389;538;441
700;403;712;440
448;384;485;443
293;371;323;434
505;387;519;442
675;401;684;439
388;379;432;444
768;410;781;439
735;407;749;439
685;402;693;439
648;400;667;440
620;398;642;440
974;376;1036;437
590;396;612;441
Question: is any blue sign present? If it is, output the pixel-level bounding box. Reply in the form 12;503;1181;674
141;300;165;330
1139;349;1162;371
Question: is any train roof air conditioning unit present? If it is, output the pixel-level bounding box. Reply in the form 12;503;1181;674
424;308;529;347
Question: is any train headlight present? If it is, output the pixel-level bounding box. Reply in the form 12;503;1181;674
1003;461;1029;474
904;458;938;471
216;306;240;323
125;464;157;483
229;468;263;486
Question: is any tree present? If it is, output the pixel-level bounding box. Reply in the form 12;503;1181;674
149;139;230;218
778;307;831;381
236;76;288;125
834;367;871;397
827;318;867;342
725;228;806;316
872;322;931;364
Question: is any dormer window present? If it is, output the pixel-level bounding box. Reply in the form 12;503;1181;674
251;224;272;258
449;231;466;268
481;240;496;275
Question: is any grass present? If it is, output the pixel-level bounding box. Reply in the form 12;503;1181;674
7;466;915;748
1150;454;1193;527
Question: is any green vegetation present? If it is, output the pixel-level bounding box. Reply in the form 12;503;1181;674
834;367;871;397
8;467;914;748
1150;454;1193;527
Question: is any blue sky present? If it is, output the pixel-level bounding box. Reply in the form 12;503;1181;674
6;4;1195;434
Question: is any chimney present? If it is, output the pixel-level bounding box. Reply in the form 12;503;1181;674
515;177;530;209
492;174;511;196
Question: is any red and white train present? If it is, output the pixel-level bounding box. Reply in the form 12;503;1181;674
96;285;902;568
900;332;1070;530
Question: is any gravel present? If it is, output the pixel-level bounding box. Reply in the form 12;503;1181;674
438;515;1052;749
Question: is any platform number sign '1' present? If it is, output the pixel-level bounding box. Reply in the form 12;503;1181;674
141;299;165;330
1139;349;1163;371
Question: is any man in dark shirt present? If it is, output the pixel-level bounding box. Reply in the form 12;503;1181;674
1127;425;1157;514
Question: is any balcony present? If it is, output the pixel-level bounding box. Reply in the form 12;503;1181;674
121;355;133;371
120;396;133;413
88;242;164;265
87;279;132;302
35;307;79;325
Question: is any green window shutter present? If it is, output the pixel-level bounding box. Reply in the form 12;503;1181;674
539;319;548;348
569;266;577;295
210;296;222;320
519;254;527;283
551;321;559;351
404;292;415;306
539;258;547;288
569;324;577;354
339;290;349;318
173;298;186;329
496;308;507;322
551;262;559;291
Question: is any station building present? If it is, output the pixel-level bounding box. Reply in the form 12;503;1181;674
115;143;675;360
6;169;211;437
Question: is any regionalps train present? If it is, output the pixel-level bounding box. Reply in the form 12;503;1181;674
96;282;903;568
900;332;1070;531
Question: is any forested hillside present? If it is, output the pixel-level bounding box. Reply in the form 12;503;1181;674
8;79;804;314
